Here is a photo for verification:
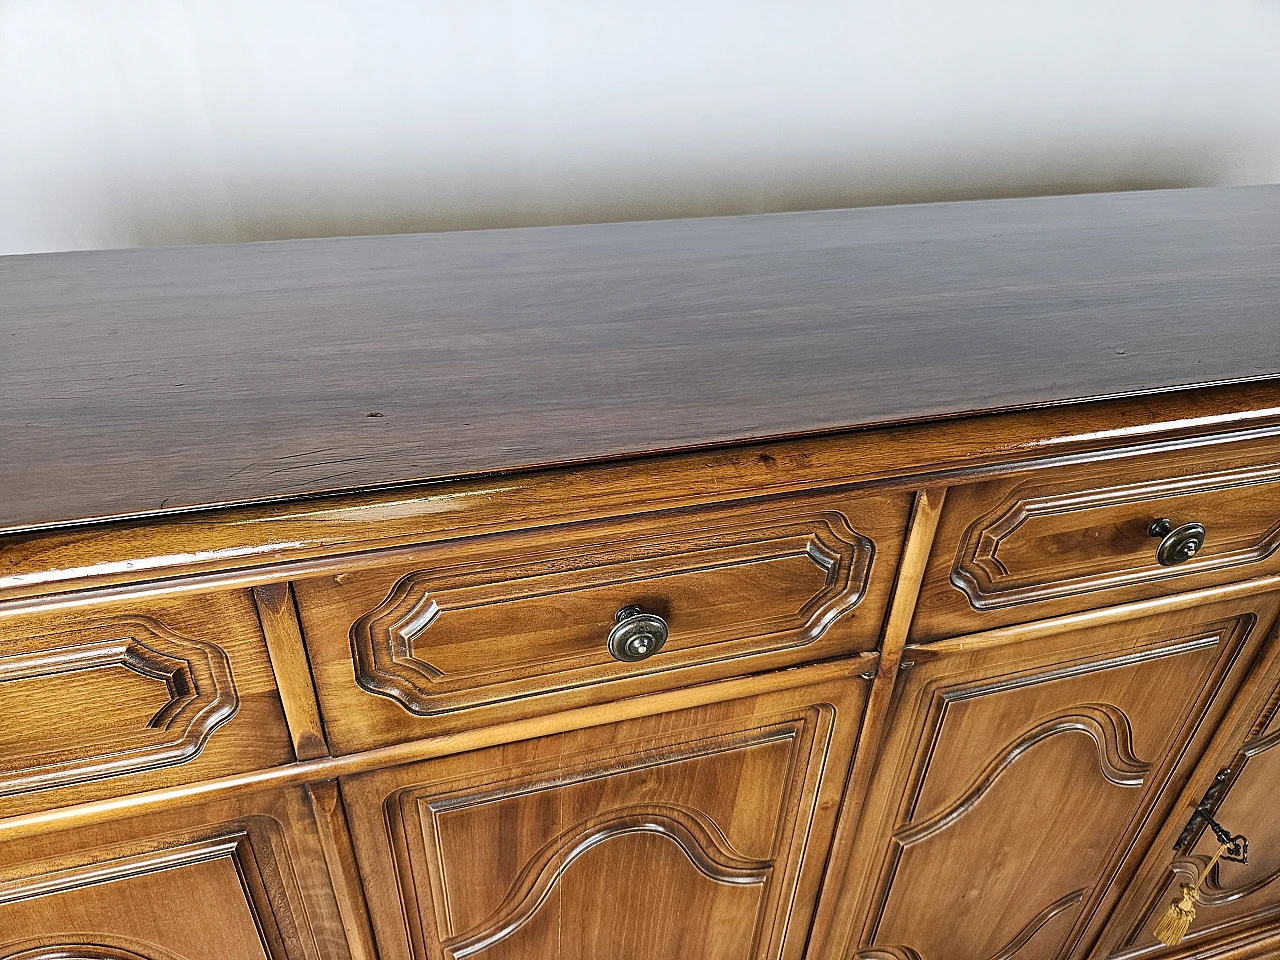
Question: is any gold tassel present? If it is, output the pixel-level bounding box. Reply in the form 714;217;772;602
1152;842;1231;947
1153;884;1197;946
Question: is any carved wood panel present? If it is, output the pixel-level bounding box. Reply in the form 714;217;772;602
1099;611;1280;958
297;488;907;753
0;618;236;797
913;436;1280;641
340;664;868;960
953;465;1280;609
0;787;352;960
836;597;1271;960
2;943;186;960
0;590;294;816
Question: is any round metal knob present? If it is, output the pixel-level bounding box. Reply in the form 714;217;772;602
1149;518;1207;566
607;605;668;662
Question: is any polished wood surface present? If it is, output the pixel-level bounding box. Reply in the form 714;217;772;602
0;657;877;847
4;186;1280;530
341;663;867;960
804;488;946;959
295;486;908;752
5;381;1280;603
914;429;1280;642
828;594;1280;960
254;583;330;762
306;781;380;960
1097;609;1280;959
7;189;1280;960
0;587;294;818
0;787;352;960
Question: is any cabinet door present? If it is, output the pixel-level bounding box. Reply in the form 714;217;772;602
834;594;1280;960
1095;618;1280;959
0;787;353;960
340;663;869;960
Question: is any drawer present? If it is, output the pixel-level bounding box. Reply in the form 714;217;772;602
0;589;294;815
913;433;1280;641
295;487;911;753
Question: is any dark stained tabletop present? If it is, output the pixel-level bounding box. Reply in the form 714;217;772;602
3;185;1280;530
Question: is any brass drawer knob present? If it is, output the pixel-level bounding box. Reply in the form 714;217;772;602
1149;518;1207;566
607;605;668;662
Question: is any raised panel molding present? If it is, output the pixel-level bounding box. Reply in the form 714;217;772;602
412;722;808;957
0;818;328;960
1114;716;1280;956
951;464;1280;610
858;890;1085;960
370;704;834;960
2;940;187;960
983;891;1087;960
351;511;873;715
894;705;1149;847
442;805;772;960
0;835;246;907
872;701;1143;960
858;622;1242;960
0;618;238;796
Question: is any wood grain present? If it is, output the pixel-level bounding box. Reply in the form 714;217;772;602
4;380;1280;604
253;583;329;761
0;655;877;844
823;594;1280;960
5;186;1280;960
306;781;379;960
1092;608;1280;959
3;186;1280;530
0;587;294;819
0;785;352;960
293;485;908;753
339;661;868;960
807;487;946;959
914;430;1280;642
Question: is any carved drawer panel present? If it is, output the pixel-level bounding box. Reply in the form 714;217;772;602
914;434;1280;641
0;590;294;815
340;662;868;960
0;787;351;960
295;487;909;753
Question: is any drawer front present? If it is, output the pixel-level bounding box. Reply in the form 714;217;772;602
296;488;910;753
914;435;1280;641
0;590;294;815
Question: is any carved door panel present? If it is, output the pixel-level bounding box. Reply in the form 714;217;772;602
836;594;1280;960
1095;617;1280;959
340;662;869;960
0;787;353;960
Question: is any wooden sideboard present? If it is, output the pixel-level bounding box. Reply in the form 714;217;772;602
3;186;1280;960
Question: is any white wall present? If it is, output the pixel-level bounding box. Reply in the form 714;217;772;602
2;0;1278;256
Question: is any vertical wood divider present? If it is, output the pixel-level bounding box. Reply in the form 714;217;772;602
307;780;381;960
253;582;330;761
805;485;947;959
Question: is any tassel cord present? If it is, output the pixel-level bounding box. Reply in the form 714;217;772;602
1152;841;1232;947
1187;842;1231;898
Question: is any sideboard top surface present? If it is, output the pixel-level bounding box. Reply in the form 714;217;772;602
4;185;1280;531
